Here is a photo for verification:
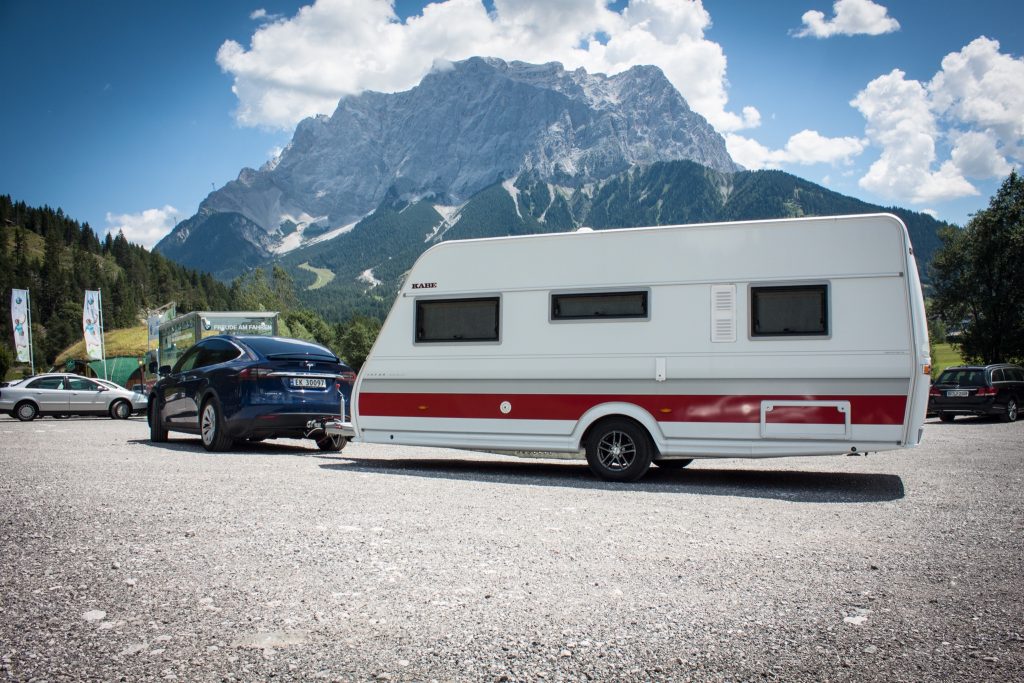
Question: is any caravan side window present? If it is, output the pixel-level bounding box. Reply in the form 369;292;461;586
750;284;829;338
551;291;649;321
416;297;500;343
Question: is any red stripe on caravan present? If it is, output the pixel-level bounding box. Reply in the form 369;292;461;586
357;393;908;425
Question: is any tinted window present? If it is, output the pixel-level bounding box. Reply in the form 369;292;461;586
992;369;1005;382
751;284;828;337
26;377;64;390
551;291;648;320
416;297;500;343
172;345;203;373
66;377;99;391
241;336;337;360
1008;368;1024;382
196;339;240;367
937;369;986;387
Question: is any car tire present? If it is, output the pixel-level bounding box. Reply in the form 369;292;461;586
200;397;233;452
654;458;693;470
1001;398;1018;423
315;433;346;452
939;412;956;423
15;401;38;422
110;399;131;420
585;418;654;482
149;400;168;442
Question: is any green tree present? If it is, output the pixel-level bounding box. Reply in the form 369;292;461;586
930;171;1024;364
338;316;381;371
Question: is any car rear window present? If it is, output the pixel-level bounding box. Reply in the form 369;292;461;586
937;369;986;386
242;336;338;360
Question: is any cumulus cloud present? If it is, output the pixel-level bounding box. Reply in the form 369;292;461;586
216;0;758;134
794;0;899;39
851;38;1023;204
725;129;866;170
105;206;178;249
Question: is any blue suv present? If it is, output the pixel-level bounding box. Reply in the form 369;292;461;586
148;335;354;451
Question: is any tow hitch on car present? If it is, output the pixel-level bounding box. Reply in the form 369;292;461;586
306;417;355;439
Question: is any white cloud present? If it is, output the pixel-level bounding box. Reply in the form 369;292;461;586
216;0;758;134
105;206;178;249
726;129;866;170
794;0;899;39
851;38;1024;205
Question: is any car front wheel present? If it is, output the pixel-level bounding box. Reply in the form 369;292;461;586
200;397;233;452
110;399;131;420
149;401;167;442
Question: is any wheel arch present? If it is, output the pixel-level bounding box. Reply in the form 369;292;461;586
573;402;663;454
14;399;40;418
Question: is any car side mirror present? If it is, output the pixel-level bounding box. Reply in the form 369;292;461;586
148;361;158;374
158;365;172;377
98;385;109;392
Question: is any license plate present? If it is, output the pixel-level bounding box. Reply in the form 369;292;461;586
291;377;326;389
947;390;969;397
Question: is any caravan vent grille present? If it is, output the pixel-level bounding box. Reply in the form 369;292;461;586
711;284;736;343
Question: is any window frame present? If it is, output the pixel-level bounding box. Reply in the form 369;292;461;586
414;295;502;345
549;288;651;323
748;282;831;340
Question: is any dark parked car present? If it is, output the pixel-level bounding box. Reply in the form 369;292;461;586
148;335;355;451
928;364;1023;423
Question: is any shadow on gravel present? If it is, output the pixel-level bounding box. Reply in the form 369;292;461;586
129;438;349;459
320;458;905;503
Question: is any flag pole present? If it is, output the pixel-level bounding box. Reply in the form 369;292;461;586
27;289;35;376
99;289;108;380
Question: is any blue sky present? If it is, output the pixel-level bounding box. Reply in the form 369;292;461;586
1;1;1021;248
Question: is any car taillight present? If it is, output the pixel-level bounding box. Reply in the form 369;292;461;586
977;386;997;397
239;366;272;381
339;371;356;384
929;386;940;397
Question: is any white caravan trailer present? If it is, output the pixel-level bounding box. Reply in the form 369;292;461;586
345;214;931;481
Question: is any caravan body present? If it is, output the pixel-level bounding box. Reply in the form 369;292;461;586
352;214;931;481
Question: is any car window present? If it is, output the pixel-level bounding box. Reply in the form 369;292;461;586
196;338;241;367
173;345;203;373
937;369;986;386
66;377;100;391
241;336;337;360
992;369;1005;382
26;376;64;390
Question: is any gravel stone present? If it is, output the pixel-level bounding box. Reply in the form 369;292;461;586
1;414;1022;681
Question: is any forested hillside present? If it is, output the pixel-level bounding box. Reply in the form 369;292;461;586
0;195;232;365
0;195;379;374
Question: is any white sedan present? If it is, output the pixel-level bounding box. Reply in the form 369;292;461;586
0;373;145;421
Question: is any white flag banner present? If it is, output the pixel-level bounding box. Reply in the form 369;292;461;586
11;289;30;362
83;290;103;360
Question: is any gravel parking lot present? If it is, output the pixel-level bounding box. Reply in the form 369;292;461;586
1;415;1021;682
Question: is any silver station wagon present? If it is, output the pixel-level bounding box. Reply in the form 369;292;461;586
0;373;146;421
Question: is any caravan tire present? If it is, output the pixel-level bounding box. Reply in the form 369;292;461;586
585;418;654;482
655;459;693;470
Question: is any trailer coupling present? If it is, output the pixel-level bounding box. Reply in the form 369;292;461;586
307;418;356;439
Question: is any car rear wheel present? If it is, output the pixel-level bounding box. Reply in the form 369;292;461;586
315;433;346;452
200;397;234;452
1002;398;1018;423
110;399;131;420
939;412;956;423
585;418;654;482
15;401;38;422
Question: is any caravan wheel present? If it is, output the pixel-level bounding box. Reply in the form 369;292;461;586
585;418;654;482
